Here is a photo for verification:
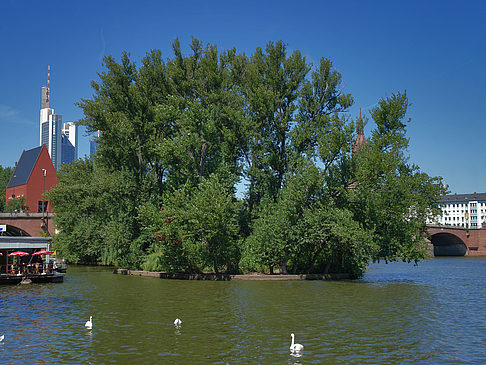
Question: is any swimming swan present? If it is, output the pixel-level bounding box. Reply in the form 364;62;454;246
0;335;4;342
85;316;93;330
174;318;182;327
290;333;304;353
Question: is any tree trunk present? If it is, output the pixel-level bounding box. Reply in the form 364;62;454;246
135;133;143;166
198;136;207;177
323;259;331;274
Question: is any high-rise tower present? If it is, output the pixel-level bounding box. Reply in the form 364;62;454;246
39;65;63;170
61;122;78;164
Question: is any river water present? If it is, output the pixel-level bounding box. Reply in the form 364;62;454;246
1;257;486;364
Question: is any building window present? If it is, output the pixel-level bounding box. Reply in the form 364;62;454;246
38;201;48;213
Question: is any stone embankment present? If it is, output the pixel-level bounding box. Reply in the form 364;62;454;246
113;268;351;280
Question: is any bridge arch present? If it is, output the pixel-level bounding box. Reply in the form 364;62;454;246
430;232;467;256
0;213;54;237
1;224;31;237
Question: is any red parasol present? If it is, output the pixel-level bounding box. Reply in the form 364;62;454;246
8;251;29;257
32;250;54;256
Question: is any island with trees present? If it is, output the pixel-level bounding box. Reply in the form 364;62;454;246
44;39;446;279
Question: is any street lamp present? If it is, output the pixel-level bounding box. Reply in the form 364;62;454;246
41;169;47;232
42;169;46;213
12;174;16;199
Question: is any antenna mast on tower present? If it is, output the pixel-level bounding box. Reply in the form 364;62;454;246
46;64;50;107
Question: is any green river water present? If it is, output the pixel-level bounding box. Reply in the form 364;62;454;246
1;257;486;364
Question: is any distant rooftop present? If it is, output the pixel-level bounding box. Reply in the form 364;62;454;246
6;146;43;188
439;192;486;203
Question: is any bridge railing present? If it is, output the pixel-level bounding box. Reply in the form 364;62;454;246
427;224;483;230
0;212;55;218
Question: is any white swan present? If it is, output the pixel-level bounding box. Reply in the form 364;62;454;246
174;318;182;327
290;333;304;353
85;316;93;330
0;335;4;342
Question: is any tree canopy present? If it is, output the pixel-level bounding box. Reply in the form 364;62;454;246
46;39;446;278
0;165;14;212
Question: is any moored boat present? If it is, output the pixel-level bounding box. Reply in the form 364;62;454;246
0;272;64;285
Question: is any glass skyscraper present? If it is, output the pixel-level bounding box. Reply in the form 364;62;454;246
39;86;63;170
61;122;78;165
39;78;78;169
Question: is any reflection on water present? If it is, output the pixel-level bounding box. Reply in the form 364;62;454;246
0;258;486;363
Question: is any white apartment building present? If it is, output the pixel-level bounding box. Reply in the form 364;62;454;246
432;192;486;229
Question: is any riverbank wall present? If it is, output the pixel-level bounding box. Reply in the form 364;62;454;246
113;269;351;280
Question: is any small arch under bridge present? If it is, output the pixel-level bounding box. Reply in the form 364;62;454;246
427;225;486;256
0;213;55;237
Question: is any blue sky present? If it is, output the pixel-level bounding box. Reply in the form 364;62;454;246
1;0;485;194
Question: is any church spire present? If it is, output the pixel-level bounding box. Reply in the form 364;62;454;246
352;108;367;154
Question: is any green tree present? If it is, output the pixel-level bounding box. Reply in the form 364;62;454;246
46;159;139;265
138;201;188;273
60;39;247;268
179;173;240;273
141;171;240;273
242;42;309;212
245;90;444;277
292;204;375;278
0;165;13;212
5;195;29;213
244;160;325;274
242;44;353;214
241;48;356;274
348;91;446;264
79;40;247;198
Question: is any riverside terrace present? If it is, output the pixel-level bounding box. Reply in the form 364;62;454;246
0;236;63;284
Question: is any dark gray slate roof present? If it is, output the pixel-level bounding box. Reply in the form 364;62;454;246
439;192;486;203
6;146;43;188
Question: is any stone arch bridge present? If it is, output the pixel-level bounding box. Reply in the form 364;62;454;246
427;225;486;256
0;213;55;237
0;214;484;257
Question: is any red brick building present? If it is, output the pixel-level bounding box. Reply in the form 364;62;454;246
5;145;58;213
